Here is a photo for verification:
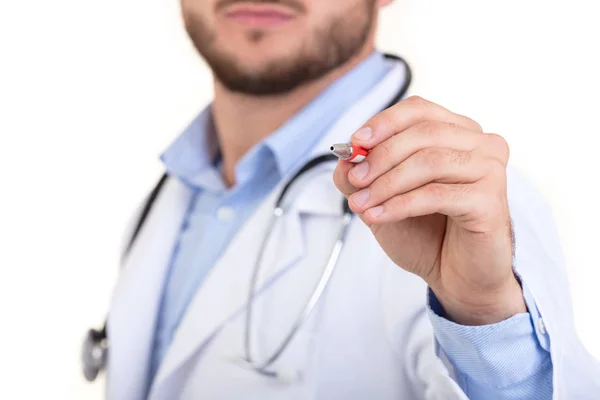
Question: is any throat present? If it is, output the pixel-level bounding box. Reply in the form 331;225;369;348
211;79;331;187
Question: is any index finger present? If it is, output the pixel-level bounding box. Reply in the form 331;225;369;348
351;96;483;149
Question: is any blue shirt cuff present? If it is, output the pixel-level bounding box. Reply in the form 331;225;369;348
427;284;551;389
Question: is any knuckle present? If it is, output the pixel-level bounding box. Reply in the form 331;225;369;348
447;185;462;203
392;195;409;217
416;120;443;139
398;193;412;211
449;184;470;204
374;111;394;134
487;133;510;163
382;171;396;193
472;120;484;133
445;121;461;131
427;183;447;202
406;95;430;110
392;162;407;180
402;96;430;122
370;174;394;204
375;105;402;134
419;147;445;170
378;140;394;159
448;149;471;167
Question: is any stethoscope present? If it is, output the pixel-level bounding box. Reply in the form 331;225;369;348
236;153;353;381
81;53;412;383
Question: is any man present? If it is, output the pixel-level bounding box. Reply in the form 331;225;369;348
104;0;600;399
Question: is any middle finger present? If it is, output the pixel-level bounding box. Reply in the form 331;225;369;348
347;120;485;189
348;147;488;213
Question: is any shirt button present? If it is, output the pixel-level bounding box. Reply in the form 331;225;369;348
216;206;235;222
537;318;547;335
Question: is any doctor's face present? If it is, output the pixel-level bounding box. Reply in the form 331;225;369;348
181;0;383;95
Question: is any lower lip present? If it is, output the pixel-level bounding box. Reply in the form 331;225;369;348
226;11;294;28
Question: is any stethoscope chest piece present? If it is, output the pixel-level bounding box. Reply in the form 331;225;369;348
81;328;108;382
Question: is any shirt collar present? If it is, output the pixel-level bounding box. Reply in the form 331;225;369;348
161;51;391;188
160;107;226;191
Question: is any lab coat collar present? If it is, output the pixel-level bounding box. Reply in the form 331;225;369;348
145;56;410;398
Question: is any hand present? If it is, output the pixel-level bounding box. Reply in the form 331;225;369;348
333;96;526;325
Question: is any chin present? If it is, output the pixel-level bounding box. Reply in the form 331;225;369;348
219;39;300;67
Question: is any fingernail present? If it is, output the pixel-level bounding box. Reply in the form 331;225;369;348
351;188;370;207
352;126;372;141
350;162;369;180
367;206;384;218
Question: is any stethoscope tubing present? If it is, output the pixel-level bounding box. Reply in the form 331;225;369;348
243;194;353;372
81;53;412;382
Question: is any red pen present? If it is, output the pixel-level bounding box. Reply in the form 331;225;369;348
329;143;369;163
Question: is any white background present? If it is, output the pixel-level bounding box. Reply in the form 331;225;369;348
1;1;599;399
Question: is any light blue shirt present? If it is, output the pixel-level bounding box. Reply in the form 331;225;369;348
151;51;552;398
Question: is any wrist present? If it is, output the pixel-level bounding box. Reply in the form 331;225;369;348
432;273;527;325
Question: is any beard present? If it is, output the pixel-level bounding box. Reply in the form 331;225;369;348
183;0;377;96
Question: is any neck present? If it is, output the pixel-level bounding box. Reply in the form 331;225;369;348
212;45;375;186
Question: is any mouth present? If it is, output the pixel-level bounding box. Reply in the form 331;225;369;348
223;3;298;28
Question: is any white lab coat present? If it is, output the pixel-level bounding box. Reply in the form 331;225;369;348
105;59;600;399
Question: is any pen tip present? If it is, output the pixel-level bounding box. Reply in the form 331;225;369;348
329;143;353;160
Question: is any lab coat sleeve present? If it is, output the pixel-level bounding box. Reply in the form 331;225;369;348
499;165;600;398
432;166;600;399
380;165;600;399
380;258;470;400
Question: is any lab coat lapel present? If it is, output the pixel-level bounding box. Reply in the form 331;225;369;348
150;186;306;396
106;177;193;400
149;57;410;396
